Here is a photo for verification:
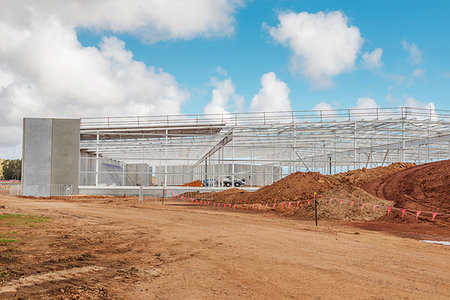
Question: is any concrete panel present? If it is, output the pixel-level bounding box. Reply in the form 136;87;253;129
22;118;52;197
126;164;150;186
51;119;80;194
22;118;80;197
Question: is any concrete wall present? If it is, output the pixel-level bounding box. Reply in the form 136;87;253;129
22;119;53;196
155;165;194;186
51;119;80;194
126;164;151;186
22;118;80;196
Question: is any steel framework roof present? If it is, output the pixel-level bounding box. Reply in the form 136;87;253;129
79;107;450;175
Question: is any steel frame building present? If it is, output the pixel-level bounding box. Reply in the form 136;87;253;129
79;107;450;189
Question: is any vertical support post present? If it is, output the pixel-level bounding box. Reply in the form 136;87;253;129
353;122;357;170
164;129;168;188
122;162;125;186
250;142;254;187
205;159;208;186
314;193;318;226
401;118;406;162
95;131;99;186
139;186;143;204
329;157;332;175
231;130;235;187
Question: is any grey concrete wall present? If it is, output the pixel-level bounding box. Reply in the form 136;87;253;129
22;118;52;196
22;118;80;197
126;164;151;186
51;119;80;194
155;165;194;186
79;153;130;186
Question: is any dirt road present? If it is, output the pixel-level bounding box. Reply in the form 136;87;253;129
362;160;450;212
1;196;449;299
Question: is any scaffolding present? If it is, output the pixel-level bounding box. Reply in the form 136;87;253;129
79;107;450;188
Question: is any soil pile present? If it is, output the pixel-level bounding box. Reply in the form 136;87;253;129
181;180;204;187
334;162;416;186
245;172;340;204
362;159;450;214
212;188;251;203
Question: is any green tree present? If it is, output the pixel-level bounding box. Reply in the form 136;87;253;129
1;160;21;180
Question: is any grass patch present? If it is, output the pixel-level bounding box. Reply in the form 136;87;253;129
0;214;51;227
0;268;10;278
0;231;18;243
0;238;17;243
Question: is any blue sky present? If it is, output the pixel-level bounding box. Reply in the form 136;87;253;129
0;0;449;158
77;0;450;113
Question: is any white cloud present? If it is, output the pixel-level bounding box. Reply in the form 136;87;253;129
0;29;189;123
362;48;383;69
1;0;244;43
352;97;379;119
404;97;434;110
354;97;378;110
314;97;379;120
411;68;425;78
0;0;245;157
250;72;291;112
268;11;363;89
404;97;437;120
203;78;243;114
313;102;338;120
402;41;422;65
215;66;228;76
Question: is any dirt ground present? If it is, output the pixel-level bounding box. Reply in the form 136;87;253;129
0;195;449;299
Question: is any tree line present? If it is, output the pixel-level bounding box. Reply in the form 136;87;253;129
1;159;21;180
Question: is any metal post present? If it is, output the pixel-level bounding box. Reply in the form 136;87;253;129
231;130;235;187
314;193;318;226
162;186;165;205
164;129;168;188
139;186;143;204
95;132;99;186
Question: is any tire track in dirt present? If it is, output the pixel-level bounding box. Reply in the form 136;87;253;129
0;266;104;294
362;160;450;213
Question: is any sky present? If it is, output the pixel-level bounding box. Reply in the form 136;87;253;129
1;0;449;158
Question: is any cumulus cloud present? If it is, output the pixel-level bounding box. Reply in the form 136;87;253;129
313;102;338;120
250;72;291;112
362;48;383;69
411;68;425;78
268;11;363;89
203;78;244;114
0;0;244;43
404;97;435;110
314;97;380;120
0;0;248;157
354;97;378;110
0;27;189;121
402;41;422;65
404;97;437;120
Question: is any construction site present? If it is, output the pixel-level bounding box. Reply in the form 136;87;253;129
1;107;449;298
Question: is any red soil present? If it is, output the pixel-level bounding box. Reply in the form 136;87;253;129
362;160;450;213
334;162;416;186
181;180;204;187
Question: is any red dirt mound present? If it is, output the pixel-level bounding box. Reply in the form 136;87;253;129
361;160;449;226
334;162;416;186
362;160;450;213
181;180;204;187
245;172;340;204
212;188;251;203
